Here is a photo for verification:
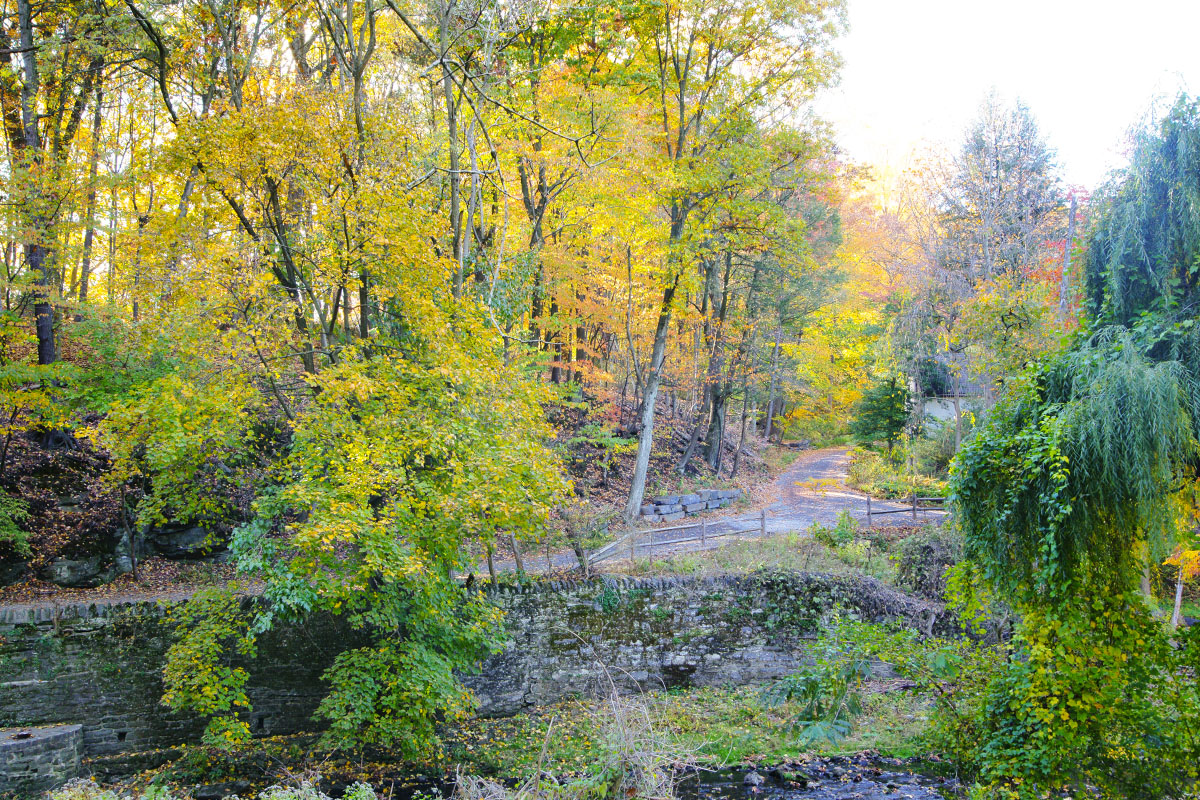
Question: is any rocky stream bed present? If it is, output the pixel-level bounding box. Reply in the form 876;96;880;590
687;757;957;800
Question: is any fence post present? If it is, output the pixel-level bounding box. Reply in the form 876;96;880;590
701;518;707;547
867;496;872;526
760;509;766;537
911;493;917;520
509;533;525;575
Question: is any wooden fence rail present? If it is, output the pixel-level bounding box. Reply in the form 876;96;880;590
588;510;768;566
865;495;948;525
586;493;952;570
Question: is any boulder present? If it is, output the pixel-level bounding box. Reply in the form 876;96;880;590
149;525;223;559
0;557;27;586
657;504;683;515
640;504;656;516
653;495;679;505
683;502;705;513
697;490;716;501
39;556;105;588
660;511;685;522
678;493;701;506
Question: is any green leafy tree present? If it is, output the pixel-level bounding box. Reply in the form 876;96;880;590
849;376;910;454
950;96;1200;797
163;324;567;754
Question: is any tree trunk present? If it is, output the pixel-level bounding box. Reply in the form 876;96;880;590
441;14;464;299
763;327;782;441
76;86;103;311
508;532;525;576
358;269;370;338
731;343;759;478
29;243;56;364
549;296;561;383
1172;572;1184;629
676;384;711;473
705;388;728;470
17;0;55;365
625;278;679;522
574;322;586;384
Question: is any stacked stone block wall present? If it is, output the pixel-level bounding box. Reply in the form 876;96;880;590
0;572;948;786
0;724;83;796
639;489;742;522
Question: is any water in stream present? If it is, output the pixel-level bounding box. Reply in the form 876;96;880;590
683;757;957;800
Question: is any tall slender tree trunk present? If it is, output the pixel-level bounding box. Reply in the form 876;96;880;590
624;277;679;522
764;326;782;440
549;296;561;383
17;0;55;364
77;86;104;311
29;243;56;364
574;321;586;385
953;392;962;451
440;10;464;298
1172;572;1185;629
706;388;728;469
358;269;370;338
677;388;711;473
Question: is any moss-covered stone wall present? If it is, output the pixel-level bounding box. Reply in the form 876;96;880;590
0;572;947;762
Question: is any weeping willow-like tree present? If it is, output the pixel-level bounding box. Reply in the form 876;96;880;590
953;329;1198;602
1085;97;1200;328
950;99;1200;797
954;96;1200;603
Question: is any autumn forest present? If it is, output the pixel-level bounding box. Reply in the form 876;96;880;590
3;0;1200;798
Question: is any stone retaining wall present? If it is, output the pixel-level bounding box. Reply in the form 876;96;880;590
0;572;948;779
0;724;83;796
640;489;742;522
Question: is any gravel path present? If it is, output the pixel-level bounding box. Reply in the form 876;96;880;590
503;447;946;573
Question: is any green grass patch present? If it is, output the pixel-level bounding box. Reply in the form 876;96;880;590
442;684;929;771
144;684;930;793
609;531;900;584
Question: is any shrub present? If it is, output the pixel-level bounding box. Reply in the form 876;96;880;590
47;780;121;800
762;617;873;745
893;525;963;600
47;779;377;800
811;509;858;548
839;620;1002;775
258;782;376;800
911;422;960;480
976;596;1200;798
47;780;180;800
0;491;30;557
846;448;946;499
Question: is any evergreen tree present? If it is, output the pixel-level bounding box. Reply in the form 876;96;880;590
849;377;910;454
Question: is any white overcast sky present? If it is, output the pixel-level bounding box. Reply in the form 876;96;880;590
816;0;1200;190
